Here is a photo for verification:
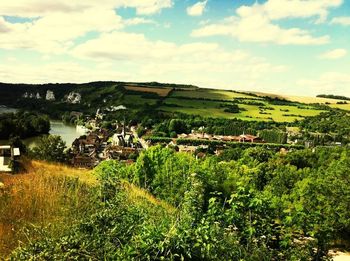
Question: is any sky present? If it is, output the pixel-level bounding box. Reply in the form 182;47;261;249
0;0;349;97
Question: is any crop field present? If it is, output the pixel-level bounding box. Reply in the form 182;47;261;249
329;103;350;111
170;89;257;100
123;94;158;106
161;98;323;122
239;104;323;122
250;91;349;105
124;85;172;97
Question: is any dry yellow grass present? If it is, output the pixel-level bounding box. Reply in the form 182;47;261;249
251;91;348;105
329;103;350;111
0;159;97;257
0;159;176;257
124;85;172;97
123;181;176;214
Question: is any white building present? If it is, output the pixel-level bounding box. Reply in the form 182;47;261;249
46;90;56;101
0;145;20;172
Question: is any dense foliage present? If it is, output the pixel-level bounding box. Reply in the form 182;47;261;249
317;94;350;101
152;117;286;137
299;111;350;138
12;146;350;260
0;112;50;139
30;135;67;163
259;129;287;144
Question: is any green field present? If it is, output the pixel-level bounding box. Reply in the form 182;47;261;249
123;94;158;106
329;103;350;111
161;97;323;122
170;89;257;100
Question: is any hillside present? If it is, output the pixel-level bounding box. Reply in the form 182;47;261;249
5;146;350;260
0;159;174;259
0;81;348;123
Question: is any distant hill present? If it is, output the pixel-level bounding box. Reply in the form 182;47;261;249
0;81;349;122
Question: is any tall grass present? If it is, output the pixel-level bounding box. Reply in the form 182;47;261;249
0;159;98;257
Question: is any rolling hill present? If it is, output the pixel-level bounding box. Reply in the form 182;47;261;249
0;81;347;123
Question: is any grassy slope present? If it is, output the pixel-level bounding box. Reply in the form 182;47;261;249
0;81;345;122
161;93;323;122
0;160;173;258
0;160;97;257
171;89;256;100
249;91;349;105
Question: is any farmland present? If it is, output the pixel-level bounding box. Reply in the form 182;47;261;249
250;91;350;105
161;96;323;122
120;85;336;121
170;89;256;100
124;85;173;97
0;81;347;124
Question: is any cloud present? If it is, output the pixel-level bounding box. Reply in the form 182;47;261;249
0;30;287;93
0;0;173;17
124;0;173;15
191;0;337;45
319;48;347;59
0;0;174;54
297;72;350;96
71;31;286;91
0;61;131;84
331;16;350;26
263;0;342;23
0;9;124;53
187;1;208;17
0;17;11;32
124;17;156;26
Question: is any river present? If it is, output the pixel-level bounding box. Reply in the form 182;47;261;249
0;106;83;148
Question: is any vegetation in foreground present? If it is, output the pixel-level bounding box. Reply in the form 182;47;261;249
0;160;98;257
5;145;350;260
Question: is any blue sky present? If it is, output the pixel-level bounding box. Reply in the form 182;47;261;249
0;0;349;96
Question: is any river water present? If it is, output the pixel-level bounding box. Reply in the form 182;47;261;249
0;106;83;148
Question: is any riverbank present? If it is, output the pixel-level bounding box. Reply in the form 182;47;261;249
0;106;83;148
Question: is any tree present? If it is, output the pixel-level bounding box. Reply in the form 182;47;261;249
168;119;188;134
9;136;27;155
31;135;67;163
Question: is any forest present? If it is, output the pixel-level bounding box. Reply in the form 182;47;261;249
0;112;50;139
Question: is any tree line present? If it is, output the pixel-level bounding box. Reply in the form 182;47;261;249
0;112;50;139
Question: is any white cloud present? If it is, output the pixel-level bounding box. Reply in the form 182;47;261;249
0;0;174;54
0;61;130;84
0;9;124;53
297;72;350;96
124;0;173;15
124;17;156;26
191;0;337;45
263;0;342;23
187;1;208;17
0;34;287;92
0;0;173;17
319;48;347;59
0;17;11;32
71;31;286;91
331;16;350;26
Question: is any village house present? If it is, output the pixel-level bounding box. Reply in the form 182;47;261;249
71;122;142;168
177;132;263;143
238;134;263;143
0;145;20;173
